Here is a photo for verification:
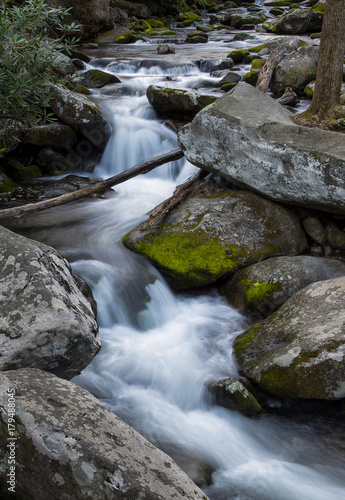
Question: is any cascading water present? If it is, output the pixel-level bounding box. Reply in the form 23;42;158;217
9;55;345;499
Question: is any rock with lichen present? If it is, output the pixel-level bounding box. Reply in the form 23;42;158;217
233;276;345;399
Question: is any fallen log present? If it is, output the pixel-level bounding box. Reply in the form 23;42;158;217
140;173;199;231
256;47;286;93
0;149;184;220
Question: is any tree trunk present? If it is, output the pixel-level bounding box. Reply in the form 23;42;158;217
256;48;286;93
0;149;184;220
300;0;345;122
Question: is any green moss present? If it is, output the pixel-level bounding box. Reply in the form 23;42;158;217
144;28;177;36
248;44;267;53
312;2;325;14
227;49;250;62
115;32;138;44
74;86;91;95
221;83;237;92
147;19;165;28
240;279;280;309
179;11;202;22
266;0;293;5
244;70;260;86
251;58;265;70
233;324;261;359
0;174;18;193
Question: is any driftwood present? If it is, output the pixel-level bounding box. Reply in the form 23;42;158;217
256;47;286;93
140;173;199;231
0;149;184;220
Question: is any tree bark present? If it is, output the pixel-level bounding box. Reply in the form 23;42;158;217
0;149;184;220
256;48;286;93
298;0;345;123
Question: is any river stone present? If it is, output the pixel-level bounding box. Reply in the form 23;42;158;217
50;84;110;150
146;85;217;120
221;256;345;318
0;226;100;379
0;174;18;195
78;69;121;88
0;368;208;500
270;44;319;95
123;187;307;290
302;217;326;245
263;8;312;35
66;0;114;38
22;123;77;148
234;276;345;399
208;377;262;417
178;83;345;214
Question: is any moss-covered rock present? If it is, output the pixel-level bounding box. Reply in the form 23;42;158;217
7;162;41;181
0;173;18;194
312;0;326;14
144;28;177;36
227;49;250;63
263;8;312;35
78;69;121;88
208;377;262;417
178;11;202;22
221;256;345;318
22;122;77;148
251;58;265;70
93;27;130;43
234;276;345;400
146;85;217;120
244;70;260;86
123;188;307;290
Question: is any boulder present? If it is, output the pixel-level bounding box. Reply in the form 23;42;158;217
22;123;77;149
227;12;267;29
208;377;262;417
221;256;345;317
78;69;121;88
123;186;307;290
0;226;100;379
146;85;217;120
263;8;312;35
198;57;234;73
0;174;18;195
110;0;151;18
178;83;345;214
0;368;208;500
66;0;114;38
233;276;345;400
36;148;69;174
93;26;130;44
50;84;110;150
270;44;319;94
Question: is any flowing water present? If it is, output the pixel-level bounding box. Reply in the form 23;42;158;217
6;36;345;499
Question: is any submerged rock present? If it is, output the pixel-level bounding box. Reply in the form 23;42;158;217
178;83;345;214
0;368;209;500
234;276;345;400
123;187;306;290
0;226;100;379
222;256;345;318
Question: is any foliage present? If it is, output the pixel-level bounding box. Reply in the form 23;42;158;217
0;0;82;128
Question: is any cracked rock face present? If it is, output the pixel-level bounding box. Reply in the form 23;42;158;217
0;368;208;500
233;276;345;399
0;226;100;379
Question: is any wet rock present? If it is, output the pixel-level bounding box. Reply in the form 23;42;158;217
186;31;209;44
78;69;121;88
227;12;267;29
146;85;217;120
198;57;234;73
157;43;175;55
208;377;262;417
234;276;345;400
0;173;18;195
36;148;69;174
302;217;326;245
326;224;345;250
6;161;41;181
178;83;345;214
22;122;77;149
50;84;110;150
263;8;312;35
271;44;319;95
93;26;130;44
123;187;307;290
0;368;209;500
0;226;100;379
221;256;345;318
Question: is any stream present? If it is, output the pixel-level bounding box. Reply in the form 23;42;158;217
6;26;345;500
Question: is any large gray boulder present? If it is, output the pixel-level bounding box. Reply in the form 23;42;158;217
0;368;209;500
50;84;110;150
123;186;307;290
263;8;312;35
0;226;100;379
22;122;77;149
270;44;319;95
233;276;345;400
178;83;345;215
221;256;345;318
67;0;114;38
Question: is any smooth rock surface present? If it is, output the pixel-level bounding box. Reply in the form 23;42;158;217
222;256;345;317
178;83;345;214
123;186;307;290
233;276;345;399
0;226;100;379
0;368;209;500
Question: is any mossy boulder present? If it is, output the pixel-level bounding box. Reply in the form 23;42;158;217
227;49;250;63
244;69;260;86
144;28;177;36
78;69;121;88
178;11;202;22
270;44;319;94
115;31;141;43
6;162;41;181
208;377;262;417
234;276;345;400
146;85;217;120
0;173;18;194
22;122;77;148
93;27;130;44
123;188;307;290
63;0;114;38
36;148;69;174
111;0;151;18
312;0;325;14
262;8;312;34
221;256;345;318
251;58;265;70
227;12;267;29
